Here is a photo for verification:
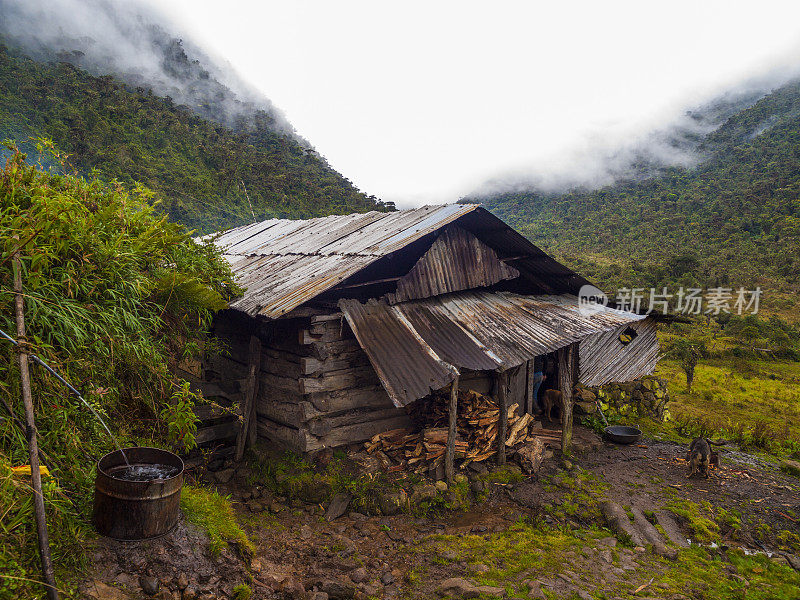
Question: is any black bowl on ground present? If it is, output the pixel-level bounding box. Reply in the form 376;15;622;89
604;425;642;445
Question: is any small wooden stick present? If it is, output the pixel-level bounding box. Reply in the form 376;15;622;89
13;243;59;600
445;375;459;484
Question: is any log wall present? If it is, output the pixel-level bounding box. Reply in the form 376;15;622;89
207;310;411;453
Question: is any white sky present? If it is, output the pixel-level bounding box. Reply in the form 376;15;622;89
148;0;800;207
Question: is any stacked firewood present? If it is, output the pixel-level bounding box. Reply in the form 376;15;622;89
364;389;559;474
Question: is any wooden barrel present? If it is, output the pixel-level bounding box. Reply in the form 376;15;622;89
93;447;183;540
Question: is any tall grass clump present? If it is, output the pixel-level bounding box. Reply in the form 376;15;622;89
0;143;239;598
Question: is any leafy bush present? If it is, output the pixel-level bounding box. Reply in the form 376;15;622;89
0;147;238;597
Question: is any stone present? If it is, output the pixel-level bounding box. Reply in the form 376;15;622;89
280;577;308;599
781;459;800;477
411;483;438;503
454;473;468;484
601;501;645;547
176;573;188;591
784;553;800;571
378;488;408;516
469;478;485;494
473;585;505;597
270;501;285;513
349;512;368;521
246;500;263;513
326;493;353;521
182;587;198;600
381;572;395;585
82;581;131;600
300;525;313;540
471;564;490;574
437;578;479;598
600;550;613;564
435;481;449;493
139;575;160;596
213;468;235;484
577;591;593;600
312;594;329;600
319;580;356;600
350;567;368;584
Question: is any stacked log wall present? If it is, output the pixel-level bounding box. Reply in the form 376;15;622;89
206;311;411;453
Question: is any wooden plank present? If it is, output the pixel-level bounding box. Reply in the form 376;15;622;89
445;376;459;484
310;312;343;324
299;366;380;394
255;417;312;453
299;327;347;346
256;399;320;427
495;371;508;465
305;386;394;413
196;420;240;444
259;372;302;394
193;403;237;421
307;414;414;452
300;352;370;375
236;336;261;461
310;339;361;361
525;359;534;415
307;407;408;437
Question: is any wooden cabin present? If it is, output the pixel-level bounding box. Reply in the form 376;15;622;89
191;205;659;459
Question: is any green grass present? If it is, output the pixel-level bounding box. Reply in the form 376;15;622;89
655;357;800;454
180;485;254;555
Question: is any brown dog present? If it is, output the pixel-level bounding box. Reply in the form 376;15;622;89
541;389;562;423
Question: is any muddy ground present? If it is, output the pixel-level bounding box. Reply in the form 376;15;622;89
85;426;800;600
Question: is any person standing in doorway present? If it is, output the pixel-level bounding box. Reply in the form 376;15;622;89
531;356;545;414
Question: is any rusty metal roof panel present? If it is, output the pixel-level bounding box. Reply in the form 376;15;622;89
339;291;645;406
339;298;458;408
579;316;660;386
213;205;481;317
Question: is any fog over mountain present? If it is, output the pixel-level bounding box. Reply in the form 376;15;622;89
0;0;303;141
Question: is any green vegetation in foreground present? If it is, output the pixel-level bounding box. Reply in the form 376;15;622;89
472;79;800;317
181;486;253;556
418;523;800;599
0;44;392;233
0;148;237;598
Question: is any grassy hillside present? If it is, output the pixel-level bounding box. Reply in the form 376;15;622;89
473;80;800;317
0;44;392;233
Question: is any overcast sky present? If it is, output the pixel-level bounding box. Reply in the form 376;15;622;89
147;0;800;207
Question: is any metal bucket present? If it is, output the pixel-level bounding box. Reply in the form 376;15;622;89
93;447;184;540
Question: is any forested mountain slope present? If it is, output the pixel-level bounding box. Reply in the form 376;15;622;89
0;45;391;232
470;80;800;314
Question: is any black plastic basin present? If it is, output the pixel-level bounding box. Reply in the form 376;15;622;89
604;425;642;445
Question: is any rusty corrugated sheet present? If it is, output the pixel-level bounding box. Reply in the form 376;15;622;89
214;205;480;318
340;291;645;406
389;225;519;303
339;299;458;408
579;317;660;386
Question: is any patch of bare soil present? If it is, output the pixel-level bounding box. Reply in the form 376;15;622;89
84;426;800;599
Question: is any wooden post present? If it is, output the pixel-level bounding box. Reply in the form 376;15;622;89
444;375;459;484
495;371;508;465
558;343;577;456
13;246;59;600
235;335;261;462
525;359;535;415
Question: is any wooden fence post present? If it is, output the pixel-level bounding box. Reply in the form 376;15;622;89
235;336;261;462
495;371;508;465
558;343;578;456
444;375;459;484
525;359;535;415
13;244;59;600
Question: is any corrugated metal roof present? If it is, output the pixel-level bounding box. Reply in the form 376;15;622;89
579;317;660;386
214;205;480;318
339;291;645;407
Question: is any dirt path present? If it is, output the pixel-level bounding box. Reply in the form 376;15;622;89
86;427;800;599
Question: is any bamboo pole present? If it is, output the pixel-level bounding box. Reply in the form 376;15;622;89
13;244;59;600
444;375;459;484
495;371;508;465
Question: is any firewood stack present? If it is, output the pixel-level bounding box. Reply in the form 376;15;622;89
364;389;559;474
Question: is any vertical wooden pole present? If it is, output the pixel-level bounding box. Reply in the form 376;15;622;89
525;359;534;415
558;343;577;456
13;246;59;600
235;335;261;462
495;371;508;465
444;375;459;484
